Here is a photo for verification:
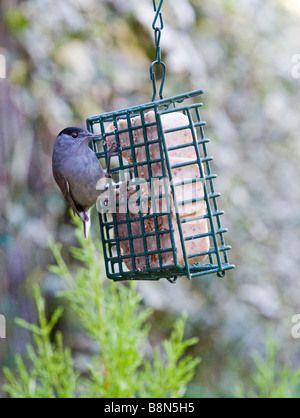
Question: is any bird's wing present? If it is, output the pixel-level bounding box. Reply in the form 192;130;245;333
55;172;88;223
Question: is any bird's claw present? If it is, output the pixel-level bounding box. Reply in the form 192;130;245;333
106;142;119;177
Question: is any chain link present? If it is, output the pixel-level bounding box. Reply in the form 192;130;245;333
150;0;166;101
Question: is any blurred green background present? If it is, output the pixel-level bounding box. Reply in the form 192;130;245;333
1;0;300;398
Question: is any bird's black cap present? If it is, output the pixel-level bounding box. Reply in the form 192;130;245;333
58;127;88;137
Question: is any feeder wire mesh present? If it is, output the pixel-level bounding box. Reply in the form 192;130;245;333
87;91;235;282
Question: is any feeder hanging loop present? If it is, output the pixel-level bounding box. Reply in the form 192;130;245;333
150;61;166;102
150;0;166;101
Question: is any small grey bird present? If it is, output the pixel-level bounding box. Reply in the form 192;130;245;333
52;127;116;238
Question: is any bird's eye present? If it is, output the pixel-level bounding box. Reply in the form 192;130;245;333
72;132;78;139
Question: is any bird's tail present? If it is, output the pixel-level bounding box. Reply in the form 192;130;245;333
84;209;92;239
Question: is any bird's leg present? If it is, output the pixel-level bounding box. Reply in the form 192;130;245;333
105;143;119;177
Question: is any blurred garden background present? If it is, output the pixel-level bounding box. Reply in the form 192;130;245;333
1;0;300;398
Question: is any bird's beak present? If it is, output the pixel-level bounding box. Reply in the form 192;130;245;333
84;133;102;143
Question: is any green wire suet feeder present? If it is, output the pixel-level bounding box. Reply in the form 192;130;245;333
86;0;234;282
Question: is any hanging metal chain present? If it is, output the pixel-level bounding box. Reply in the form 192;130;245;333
150;0;166;101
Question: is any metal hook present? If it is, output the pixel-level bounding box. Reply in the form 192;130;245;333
217;270;226;278
150;60;166;101
152;0;164;31
150;0;166;101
